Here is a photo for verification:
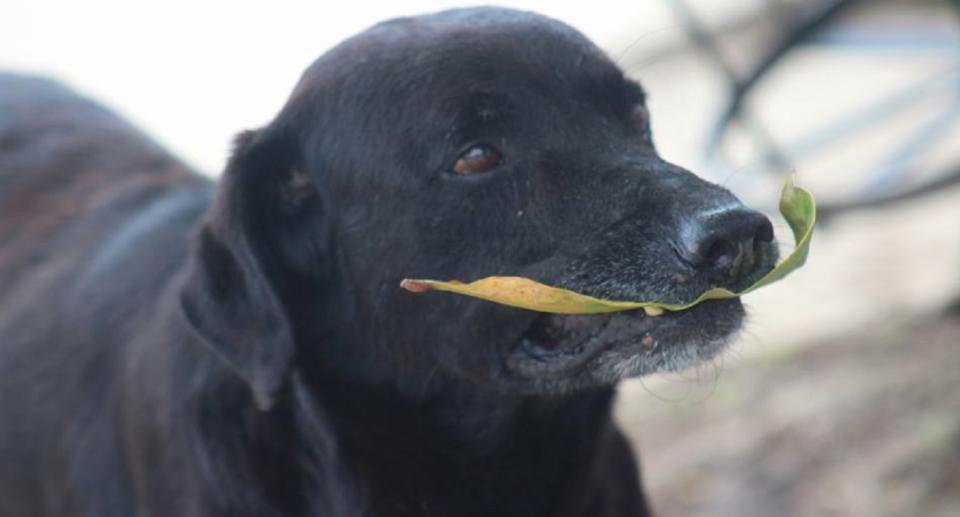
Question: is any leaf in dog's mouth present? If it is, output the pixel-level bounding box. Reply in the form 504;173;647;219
401;176;815;315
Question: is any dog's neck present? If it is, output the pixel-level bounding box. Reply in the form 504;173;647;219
294;363;622;515
272;277;637;514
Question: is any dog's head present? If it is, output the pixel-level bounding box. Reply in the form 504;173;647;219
180;7;777;408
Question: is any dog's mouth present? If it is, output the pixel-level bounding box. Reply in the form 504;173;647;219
504;298;744;385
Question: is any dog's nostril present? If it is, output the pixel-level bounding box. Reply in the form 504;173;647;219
680;208;775;285
754;218;774;244
752;218;775;257
703;238;737;273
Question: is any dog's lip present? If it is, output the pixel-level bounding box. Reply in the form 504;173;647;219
504;298;741;379
506;309;654;378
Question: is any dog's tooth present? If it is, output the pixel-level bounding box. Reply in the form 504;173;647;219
643;306;664;317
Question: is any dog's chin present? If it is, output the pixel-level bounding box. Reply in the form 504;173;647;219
501;298;744;393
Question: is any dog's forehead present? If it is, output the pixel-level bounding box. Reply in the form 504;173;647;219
295;8;620;97
379;7;600;56
406;10;614;78
281;7;646;150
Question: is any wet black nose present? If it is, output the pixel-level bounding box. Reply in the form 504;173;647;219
678;208;775;285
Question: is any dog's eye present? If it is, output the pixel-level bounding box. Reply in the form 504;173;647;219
451;144;502;175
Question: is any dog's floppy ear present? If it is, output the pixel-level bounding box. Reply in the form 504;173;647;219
180;129;297;411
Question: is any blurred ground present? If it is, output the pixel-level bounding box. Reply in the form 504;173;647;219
619;309;960;517
612;0;960;514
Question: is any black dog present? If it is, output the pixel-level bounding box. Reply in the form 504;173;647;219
0;7;777;516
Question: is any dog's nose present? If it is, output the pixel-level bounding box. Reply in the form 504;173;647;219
677;207;775;285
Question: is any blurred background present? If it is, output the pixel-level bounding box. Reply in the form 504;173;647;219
3;0;959;515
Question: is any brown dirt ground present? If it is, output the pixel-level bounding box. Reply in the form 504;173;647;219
616;309;960;517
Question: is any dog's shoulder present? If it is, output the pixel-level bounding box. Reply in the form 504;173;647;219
0;73;140;161
0;74;210;278
0;72;197;183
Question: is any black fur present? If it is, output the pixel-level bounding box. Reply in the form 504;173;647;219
0;7;777;516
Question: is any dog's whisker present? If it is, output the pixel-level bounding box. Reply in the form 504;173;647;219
613;26;677;65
